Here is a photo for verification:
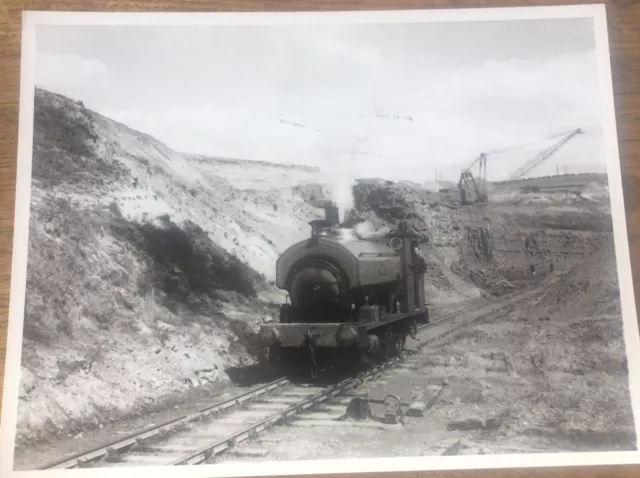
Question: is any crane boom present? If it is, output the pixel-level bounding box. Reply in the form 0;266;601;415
507;128;584;181
462;153;484;174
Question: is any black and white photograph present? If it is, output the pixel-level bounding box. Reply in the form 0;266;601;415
2;5;640;477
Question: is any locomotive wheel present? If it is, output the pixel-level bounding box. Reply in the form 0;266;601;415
384;329;393;358
384;329;406;358
394;335;406;356
398;335;406;353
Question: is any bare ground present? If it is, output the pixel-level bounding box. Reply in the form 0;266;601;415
214;284;634;463
16;89;485;455
13;88;634;468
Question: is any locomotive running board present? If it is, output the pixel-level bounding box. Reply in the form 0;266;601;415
364;309;429;331
259;309;429;348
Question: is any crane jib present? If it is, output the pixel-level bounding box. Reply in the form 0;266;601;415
457;127;584;205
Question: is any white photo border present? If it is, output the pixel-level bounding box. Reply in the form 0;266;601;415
3;3;640;477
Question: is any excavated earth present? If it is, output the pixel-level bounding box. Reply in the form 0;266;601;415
242;177;631;460
214;239;635;463
12;88;636;468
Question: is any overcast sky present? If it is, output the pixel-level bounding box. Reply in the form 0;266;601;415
34;18;606;183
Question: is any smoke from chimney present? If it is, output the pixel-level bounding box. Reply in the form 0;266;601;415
330;174;355;223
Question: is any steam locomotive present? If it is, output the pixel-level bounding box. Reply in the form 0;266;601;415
257;204;429;376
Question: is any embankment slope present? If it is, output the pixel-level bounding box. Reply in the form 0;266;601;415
18;89;333;446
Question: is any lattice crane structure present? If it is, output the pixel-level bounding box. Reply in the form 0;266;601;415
457;128;585;205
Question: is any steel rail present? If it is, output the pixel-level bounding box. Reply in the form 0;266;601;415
40;285;539;470
171;287;536;467
416;288;522;332
40;377;291;469
169;357;403;466
415;287;542;350
173;287;541;466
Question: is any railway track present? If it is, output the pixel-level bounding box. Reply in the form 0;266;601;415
40;286;540;470
414;285;543;347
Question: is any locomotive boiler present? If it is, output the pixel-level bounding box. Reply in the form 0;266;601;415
258;206;430;376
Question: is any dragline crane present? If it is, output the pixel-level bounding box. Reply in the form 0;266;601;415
458;153;488;205
507;128;584;181
457;128;584;205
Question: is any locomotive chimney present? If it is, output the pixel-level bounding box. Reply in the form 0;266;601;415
324;202;340;226
308;202;343;239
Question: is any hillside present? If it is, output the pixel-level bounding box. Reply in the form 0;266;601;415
16;87;620;454
19;89;337;446
34;89;336;282
529;239;621;320
19;89;483;447
347;178;612;297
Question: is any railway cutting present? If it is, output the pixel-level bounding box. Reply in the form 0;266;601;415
40;287;539;470
14;86;634;470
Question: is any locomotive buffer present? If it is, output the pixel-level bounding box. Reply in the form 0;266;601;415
258;211;429;377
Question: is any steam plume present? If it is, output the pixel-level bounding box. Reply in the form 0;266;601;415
354;220;391;241
330;174;356;223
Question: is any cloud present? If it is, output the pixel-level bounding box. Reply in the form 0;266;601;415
420;51;603;178
100;104;319;162
98;47;604;182
35;53;109;92
316;50;604;180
